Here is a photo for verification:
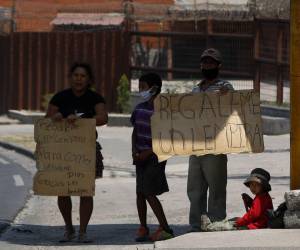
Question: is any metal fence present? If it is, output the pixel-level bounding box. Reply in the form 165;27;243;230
0;31;130;114
129;18;290;104
0;18;290;115
254;19;289;104
130;19;255;93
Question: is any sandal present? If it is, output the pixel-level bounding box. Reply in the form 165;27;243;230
77;232;93;243
59;230;76;243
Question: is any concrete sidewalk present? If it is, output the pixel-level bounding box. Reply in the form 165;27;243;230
155;229;300;249
0;125;298;249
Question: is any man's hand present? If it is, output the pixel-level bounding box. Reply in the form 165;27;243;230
219;86;231;95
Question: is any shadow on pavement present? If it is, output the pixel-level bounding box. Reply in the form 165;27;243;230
1;223;190;246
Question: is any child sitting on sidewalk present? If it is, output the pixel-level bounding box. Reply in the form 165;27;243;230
201;168;273;231
131;73;173;242
235;168;273;229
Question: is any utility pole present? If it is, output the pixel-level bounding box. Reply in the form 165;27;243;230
194;0;197;31
290;0;300;189
11;0;16;32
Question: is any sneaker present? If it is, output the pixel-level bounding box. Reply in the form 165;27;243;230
135;226;149;242
150;227;174;242
77;233;93;243
200;214;211;231
59;230;76;243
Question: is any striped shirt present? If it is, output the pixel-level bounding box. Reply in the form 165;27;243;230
130;101;154;151
192;79;234;93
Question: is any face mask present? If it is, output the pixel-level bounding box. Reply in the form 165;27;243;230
139;90;152;101
201;67;219;80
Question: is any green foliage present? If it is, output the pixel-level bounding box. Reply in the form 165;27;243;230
117;74;130;113
41;93;54;111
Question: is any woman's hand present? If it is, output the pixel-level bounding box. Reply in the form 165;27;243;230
66;114;78;123
45;104;62;122
52;112;63;121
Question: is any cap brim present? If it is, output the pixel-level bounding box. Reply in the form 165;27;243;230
244;176;261;186
200;55;221;63
244;177;271;191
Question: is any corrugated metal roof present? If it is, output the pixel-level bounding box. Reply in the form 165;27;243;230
51;13;124;26
175;0;249;6
173;0;289;19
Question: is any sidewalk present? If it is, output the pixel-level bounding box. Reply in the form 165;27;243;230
0;123;298;249
155;229;300;249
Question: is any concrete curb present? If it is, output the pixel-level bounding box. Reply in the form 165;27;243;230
262;116;290;135
8;110;132;127
261;104;290;118
7;109;290;134
8;110;44;124
0;141;34;160
107;113;131;127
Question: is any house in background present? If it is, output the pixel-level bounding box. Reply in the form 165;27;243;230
0;0;174;32
0;6;11;34
0;0;291;113
51;12;125;31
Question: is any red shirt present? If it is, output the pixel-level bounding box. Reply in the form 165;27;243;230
236;193;273;229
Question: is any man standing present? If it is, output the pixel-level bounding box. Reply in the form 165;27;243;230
187;48;234;232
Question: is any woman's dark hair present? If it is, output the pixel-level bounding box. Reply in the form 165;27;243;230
139;73;162;95
69;63;94;84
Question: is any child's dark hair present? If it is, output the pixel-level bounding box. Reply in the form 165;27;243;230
139;73;162;95
69;63;94;84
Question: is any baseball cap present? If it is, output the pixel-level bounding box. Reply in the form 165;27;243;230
200;48;222;64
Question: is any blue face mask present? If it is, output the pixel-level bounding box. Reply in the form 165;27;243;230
139;89;152;101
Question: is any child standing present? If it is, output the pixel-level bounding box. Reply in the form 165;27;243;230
131;73;173;242
235;168;274;229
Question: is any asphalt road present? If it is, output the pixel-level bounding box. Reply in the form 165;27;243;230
0;125;291;249
0;147;34;233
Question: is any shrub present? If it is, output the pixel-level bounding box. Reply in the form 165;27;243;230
117;74;130;113
41;93;54;111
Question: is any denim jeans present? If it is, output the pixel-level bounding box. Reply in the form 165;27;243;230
187;154;227;230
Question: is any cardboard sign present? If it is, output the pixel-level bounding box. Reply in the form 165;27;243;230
33;119;96;196
151;90;264;161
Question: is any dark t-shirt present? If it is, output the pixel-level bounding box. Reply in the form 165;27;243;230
50;88;105;118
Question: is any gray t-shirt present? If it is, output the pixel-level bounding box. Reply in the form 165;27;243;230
192;79;234;93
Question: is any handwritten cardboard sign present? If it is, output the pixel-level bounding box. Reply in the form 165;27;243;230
33;119;96;196
151;90;264;161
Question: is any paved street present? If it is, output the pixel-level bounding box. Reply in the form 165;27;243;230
0;147;34;233
0;125;292;249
